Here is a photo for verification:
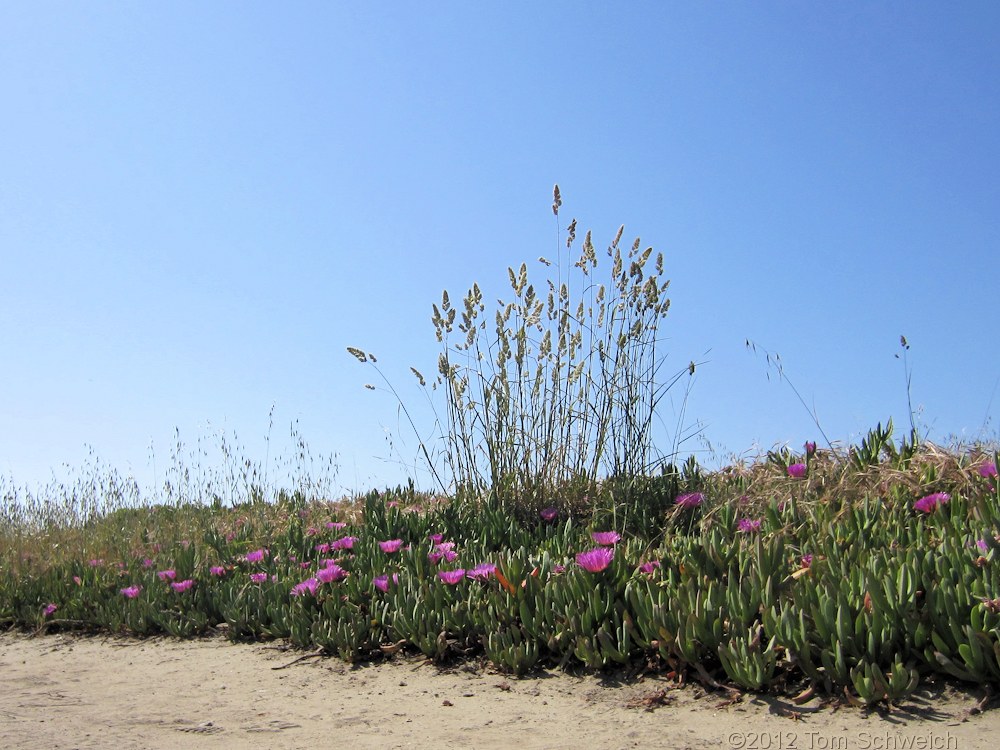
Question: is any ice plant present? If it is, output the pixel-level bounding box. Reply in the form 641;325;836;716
317;564;348;583
249;572;268;584
332;536;357;551
120;585;142;598
429;533;444;544
787;463;807;478
438;569;466;585
326;521;347;530
804;441;817;457
638;561;660;575
800;554;813;568
467;563;497;580
914;492;950;513
209;566;226;576
576;547;614;573
157;569;176;581
675;492;703;509
591;531;620;546
291;578;319;597
540;506;558;522
314;543;331;554
979;462;998;478
141;557;155;568
379;539;404;553
43;603;58;617
245;549;268;564
171;579;194;593
737;518;762;533
373;573;398;592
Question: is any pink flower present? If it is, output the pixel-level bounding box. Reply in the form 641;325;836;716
120;585;142;598
429;533;444;544
314;543;331;554
326;521;347;530
576;547;614;573
804;441;817;457
737;518;762;533
379;539;404;554
291;578;319;597
438;569;466;585
316;564;348;583
373;573;399;592
249;573;268;584
171;579;194;593
552;564;566;575
675;492;703;509
979;462;998;479
800;554;813;568
787;463;807;478
436;541;456;552
591;531;620;546
245;549;268;564
332;536;357;551
157;569;176;582
43;603;58;617
141;557;155;569
638;561;660;575
540;506;558;522
73;576;82;586
300;561;312;569
88;559;103;567
914;492;950;513
977;539;990;552
467;563;497;580
209;566;226;577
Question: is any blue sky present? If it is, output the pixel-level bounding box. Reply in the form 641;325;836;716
2;2;998;496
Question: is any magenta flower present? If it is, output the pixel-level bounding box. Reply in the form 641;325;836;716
300;561;312;569
291;577;319;597
436;541;456;552
373;573;399;592
429;533;444;544
73;575;82;586
540;506;558;522
438;569;466;585
428;551;443;565
591;531;621;546
249;572;268;584
88;559;103;567
379;539;404;554
120;585;142;598
43;603;58;617
979;462;998;479
171;579;194;593
576;547;615;573
141;557;155;569
317;564;348;583
804;441;817;457
675;492;704;509
209;566;226;577
467;563;497;580
332;536;357;551
914;492;950;513
326;521;347;530
314;543;331;554
638;561;661;575
800;554;813;568
737;518;762;533
787;463;807;478
552;564;566;575
157;569;176;582
977;539;990;552
245;549;268;564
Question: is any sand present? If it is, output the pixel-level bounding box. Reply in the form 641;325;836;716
0;630;996;749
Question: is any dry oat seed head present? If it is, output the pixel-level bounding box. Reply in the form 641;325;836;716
552;184;562;215
538;256;552;266
566;218;577;247
364;383;375;390
346;347;368;363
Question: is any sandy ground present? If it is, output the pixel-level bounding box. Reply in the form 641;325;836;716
0;631;997;750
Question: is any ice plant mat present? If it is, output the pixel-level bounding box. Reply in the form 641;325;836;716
1;631;998;750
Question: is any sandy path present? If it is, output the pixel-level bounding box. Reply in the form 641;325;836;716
0;631;996;749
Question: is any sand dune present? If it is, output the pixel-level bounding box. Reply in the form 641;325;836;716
1;631;996;749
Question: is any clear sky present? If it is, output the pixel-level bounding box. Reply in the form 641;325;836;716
2;2;998;497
